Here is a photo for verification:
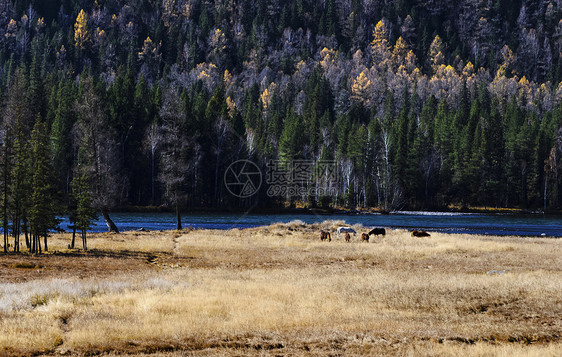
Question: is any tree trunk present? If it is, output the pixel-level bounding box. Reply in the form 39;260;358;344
13;218;18;253
12;215;18;253
2;147;7;254
71;226;76;249
544;177;548;210
215;151;221;206
23;217;30;249
176;202;182;230
44;234;48;251
102;209;119;233
151;147;155;205
82;230;87;251
3;218;7;253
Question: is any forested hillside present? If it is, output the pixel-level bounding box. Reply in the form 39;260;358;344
1;0;562;235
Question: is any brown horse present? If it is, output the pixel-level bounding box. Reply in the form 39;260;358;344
344;232;351;242
411;230;431;237
320;231;331;242
361;233;369;242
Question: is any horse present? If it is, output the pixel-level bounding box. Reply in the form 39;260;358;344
361;233;369;242
368;227;386;236
337;227;356;236
344;232;351;242
411;230;430;237
320;231;332;242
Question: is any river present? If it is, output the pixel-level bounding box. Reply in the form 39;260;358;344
58;211;562;237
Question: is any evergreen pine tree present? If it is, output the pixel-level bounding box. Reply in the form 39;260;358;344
71;170;96;251
29;119;59;253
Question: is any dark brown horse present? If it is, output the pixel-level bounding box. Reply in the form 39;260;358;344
411;230;431;237
344;232;351;242
368;228;386;236
361;233;369;242
320;231;331;242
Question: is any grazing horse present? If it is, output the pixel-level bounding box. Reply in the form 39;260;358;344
361;233;369;242
411;230;431;237
337;227;356;236
320;231;332;242
344;232;351;242
368;227;386;236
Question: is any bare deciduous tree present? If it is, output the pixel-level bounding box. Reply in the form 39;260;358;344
143;121;162;205
73;77;126;233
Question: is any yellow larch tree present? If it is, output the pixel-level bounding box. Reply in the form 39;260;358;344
320;47;337;70
6;19;17;42
428;35;444;74
138;36;156;60
462;61;475;78
260;82;277;112
226;96;237;118
74;9;90;50
370;20;391;67
392;36;408;69
224;69;232;87
209;28;227;66
517;76;532;107
404;50;418;73
351;70;372;105
497;45;515;78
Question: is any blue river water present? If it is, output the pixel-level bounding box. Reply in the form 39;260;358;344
57;211;562;237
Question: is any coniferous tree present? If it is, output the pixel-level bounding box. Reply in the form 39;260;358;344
71;170;96;251
2;68;30;252
158;86;193;230
29;119;58;253
279;108;305;164
10;115;31;252
51;79;76;194
433;100;454;202
0;118;12;253
393;105;410;194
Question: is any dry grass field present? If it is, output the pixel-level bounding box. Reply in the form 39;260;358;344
0;220;560;356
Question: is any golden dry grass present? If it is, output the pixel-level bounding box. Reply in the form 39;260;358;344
0;221;560;356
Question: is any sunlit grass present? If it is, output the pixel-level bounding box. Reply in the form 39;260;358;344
0;221;560;355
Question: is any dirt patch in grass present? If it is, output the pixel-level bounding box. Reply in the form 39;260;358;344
0;250;154;283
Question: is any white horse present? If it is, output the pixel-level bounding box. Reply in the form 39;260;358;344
337;227;356;236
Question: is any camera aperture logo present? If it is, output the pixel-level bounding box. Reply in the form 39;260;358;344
225;159;338;198
224;160;262;198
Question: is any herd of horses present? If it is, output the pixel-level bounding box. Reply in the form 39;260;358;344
320;227;430;242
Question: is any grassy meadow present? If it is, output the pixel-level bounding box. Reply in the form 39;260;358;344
0;220;560;356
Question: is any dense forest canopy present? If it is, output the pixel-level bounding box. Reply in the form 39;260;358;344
0;0;562;245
